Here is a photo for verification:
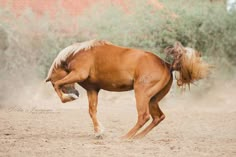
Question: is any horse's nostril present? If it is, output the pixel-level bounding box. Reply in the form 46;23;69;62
74;90;79;97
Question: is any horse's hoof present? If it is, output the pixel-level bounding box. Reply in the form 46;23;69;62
95;132;104;139
133;135;143;139
67;93;79;99
120;135;130;140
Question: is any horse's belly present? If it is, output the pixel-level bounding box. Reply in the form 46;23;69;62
87;71;134;91
99;81;133;91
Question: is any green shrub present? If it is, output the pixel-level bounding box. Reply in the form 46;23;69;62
0;0;235;82
78;0;236;67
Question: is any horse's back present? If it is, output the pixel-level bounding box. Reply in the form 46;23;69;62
93;44;166;72
74;44;169;91
93;44;143;72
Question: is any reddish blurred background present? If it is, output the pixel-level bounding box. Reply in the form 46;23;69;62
0;0;164;17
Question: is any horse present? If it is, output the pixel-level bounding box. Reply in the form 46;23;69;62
45;40;210;139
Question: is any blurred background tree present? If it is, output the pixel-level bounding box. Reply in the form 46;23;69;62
0;0;235;86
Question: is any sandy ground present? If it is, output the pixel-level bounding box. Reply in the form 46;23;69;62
0;82;236;157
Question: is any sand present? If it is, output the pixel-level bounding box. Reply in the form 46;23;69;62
0;82;235;157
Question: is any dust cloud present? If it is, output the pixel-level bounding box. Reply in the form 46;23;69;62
0;65;236;157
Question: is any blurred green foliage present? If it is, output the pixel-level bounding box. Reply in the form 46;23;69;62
0;0;235;81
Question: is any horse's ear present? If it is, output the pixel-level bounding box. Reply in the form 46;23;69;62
174;41;184;50
164;47;173;56
197;51;202;57
172;41;185;56
45;78;51;82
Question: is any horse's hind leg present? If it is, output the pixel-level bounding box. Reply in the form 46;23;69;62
134;77;173;139
87;89;104;138
121;87;151;139
134;101;165;139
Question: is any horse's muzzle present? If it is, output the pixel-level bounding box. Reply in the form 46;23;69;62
62;86;79;100
73;89;79;98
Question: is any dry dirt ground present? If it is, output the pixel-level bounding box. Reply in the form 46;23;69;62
0;82;236;157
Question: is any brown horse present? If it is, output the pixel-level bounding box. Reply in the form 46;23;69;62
46;40;210;139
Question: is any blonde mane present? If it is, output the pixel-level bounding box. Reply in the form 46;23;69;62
46;40;111;80
164;42;211;88
176;47;210;88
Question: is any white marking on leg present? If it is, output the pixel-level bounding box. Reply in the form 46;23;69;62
68;93;79;99
62;93;78;100
94;121;105;138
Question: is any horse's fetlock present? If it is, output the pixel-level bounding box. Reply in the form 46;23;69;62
61;99;67;103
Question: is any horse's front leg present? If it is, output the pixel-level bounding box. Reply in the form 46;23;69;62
87;89;104;138
54;71;87;103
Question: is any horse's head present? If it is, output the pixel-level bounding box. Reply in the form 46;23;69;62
164;42;202;70
164;42;210;88
45;65;79;103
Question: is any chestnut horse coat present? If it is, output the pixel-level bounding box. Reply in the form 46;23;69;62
46;40;209;139
72;43;171;92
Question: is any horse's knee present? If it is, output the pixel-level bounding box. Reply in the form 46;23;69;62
54;82;59;90
89;108;97;118
89;109;93;117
